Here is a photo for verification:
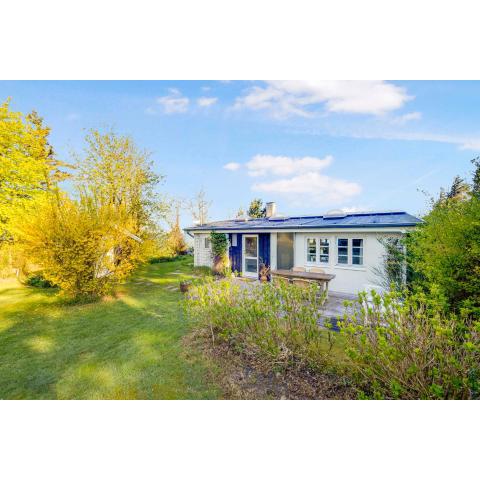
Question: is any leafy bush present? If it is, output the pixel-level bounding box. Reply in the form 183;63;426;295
340;290;480;399
408;180;480;315
149;255;182;264
25;273;55;288
185;278;332;370
15;193;143;299
209;232;229;275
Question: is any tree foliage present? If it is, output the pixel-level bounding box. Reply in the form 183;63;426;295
247;198;266;218
0;100;68;243
409;195;480;313
15;192;142;298
408;169;480;314
75;129;163;231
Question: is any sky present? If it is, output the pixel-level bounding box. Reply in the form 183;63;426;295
1;80;479;227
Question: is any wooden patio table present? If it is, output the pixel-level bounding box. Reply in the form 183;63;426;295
270;269;336;298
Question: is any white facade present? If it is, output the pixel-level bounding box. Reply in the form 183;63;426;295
192;229;406;295
193;233;213;268
290;231;398;295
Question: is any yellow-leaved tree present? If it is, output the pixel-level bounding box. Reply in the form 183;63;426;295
15;192;142;298
0;100;70;276
0;100;68;242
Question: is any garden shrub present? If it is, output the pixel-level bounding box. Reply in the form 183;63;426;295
340;289;480;399
408;188;480;315
25;273;55;288
185;278;333;371
209;232;229;275
15;193;142;299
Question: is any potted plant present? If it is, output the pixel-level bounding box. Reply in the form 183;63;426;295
259;263;270;282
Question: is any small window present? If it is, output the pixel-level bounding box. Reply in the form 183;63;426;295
337;238;349;264
204;237;211;249
306;238;317;262
352;239;363;265
231;234;238;247
319;238;329;263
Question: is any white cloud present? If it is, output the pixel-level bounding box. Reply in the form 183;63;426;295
235;81;412;118
223;162;241;171
340;205;369;213
197;97;218;107
460;140;480;150
156;88;189;114
246;154;333;177
246;154;361;206
253;172;361;204
391;111;422;125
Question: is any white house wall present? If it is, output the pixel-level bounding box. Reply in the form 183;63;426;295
193;233;213;268
293;231;398;295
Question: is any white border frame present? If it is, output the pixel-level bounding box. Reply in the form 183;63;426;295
242;234;259;278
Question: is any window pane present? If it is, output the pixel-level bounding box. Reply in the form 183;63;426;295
245;236;257;257
245;258;257;273
352;255;363;265
307;238;316;262
319;238;329;263
338;238;348;264
231;234;237;247
352;239;363;248
352;247;362;256
205;238;210;248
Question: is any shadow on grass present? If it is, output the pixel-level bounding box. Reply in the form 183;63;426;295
0;259;220;400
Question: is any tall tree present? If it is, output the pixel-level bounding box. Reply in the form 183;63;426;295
75;129;163;232
472;156;480;198
247;198;266;218
0;100;67;243
189;188;211;225
164;199;188;255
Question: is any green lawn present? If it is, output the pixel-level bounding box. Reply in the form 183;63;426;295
0;257;221;399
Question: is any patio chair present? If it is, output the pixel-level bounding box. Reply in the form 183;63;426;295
273;275;291;287
292;266;306;272
292;278;314;289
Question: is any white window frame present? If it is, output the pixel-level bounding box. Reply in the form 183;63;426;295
242;234;259;278
306;237;317;263
352;238;364;266
204;237;211;249
336;237;364;266
305;236;330;265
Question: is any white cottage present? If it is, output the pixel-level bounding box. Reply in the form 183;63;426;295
185;202;421;296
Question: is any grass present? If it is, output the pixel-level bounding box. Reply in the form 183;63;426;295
0;257;221;399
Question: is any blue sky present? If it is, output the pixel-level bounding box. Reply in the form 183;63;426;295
1;81;479;226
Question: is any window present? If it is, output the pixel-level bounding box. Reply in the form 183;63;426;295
352;239;363;265
306;238;317;262
336;238;364;266
204;237;211;249
231;234;238;247
306;237;330;264
319;238;329;263
337;238;349;264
